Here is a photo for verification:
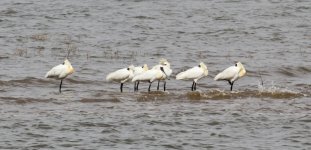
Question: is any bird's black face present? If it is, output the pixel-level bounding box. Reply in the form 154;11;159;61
160;67;164;72
160;67;166;74
160;67;169;79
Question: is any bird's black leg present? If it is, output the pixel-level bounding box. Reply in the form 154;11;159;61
59;79;63;93
134;82;137;91
191;81;195;91
157;80;160;90
120;83;123;92
136;81;140;91
148;82;152;92
230;82;234;91
163;81;166;91
228;80;234;91
194;82;197;91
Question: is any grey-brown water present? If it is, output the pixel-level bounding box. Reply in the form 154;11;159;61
0;0;311;149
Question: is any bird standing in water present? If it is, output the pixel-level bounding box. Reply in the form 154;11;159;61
176;62;209;91
152;58;172;91
214;62;246;91
106;65;135;92
45;59;74;93
133;64;149;91
132;66;169;92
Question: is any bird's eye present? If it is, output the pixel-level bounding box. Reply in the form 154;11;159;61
235;64;237;67
142;66;144;68
62;62;65;65
127;68;130;70
198;65;201;67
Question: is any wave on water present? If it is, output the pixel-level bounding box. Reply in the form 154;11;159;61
0;77;50;86
0;96;56;104
186;83;304;100
132;84;304;101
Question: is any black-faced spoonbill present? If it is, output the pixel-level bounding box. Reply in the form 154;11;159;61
152;58;172;91
176;62;208;91
214;62;246;91
106;65;135;92
45;59;74;93
133;64;149;91
132;66;168;92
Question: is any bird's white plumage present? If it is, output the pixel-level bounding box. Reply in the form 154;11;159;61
177;67;203;81
132;69;166;83
214;62;246;83
214;66;239;82
106;66;134;83
133;64;149;76
45;59;74;93
176;62;208;82
45;59;74;80
152;58;172;78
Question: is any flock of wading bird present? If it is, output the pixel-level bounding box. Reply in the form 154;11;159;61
45;55;246;93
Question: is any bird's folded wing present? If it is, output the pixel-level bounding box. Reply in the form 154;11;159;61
45;64;66;78
176;67;202;80
214;66;238;81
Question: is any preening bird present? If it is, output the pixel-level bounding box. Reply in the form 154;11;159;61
176;62;208;91
45;59;75;93
132;66;168;92
106;65;135;92
152;58;172;91
133;64;149;91
214;62;246;91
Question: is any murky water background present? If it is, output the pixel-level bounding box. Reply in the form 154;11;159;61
0;0;311;149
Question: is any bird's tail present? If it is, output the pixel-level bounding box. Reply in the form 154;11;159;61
132;75;139;82
176;72;185;80
106;73;113;82
45;72;49;78
214;73;222;81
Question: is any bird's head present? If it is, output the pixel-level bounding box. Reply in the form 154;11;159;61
199;62;209;76
236;62;246;77
128;65;135;71
64;59;74;73
159;58;171;68
63;59;72;66
142;64;149;71
160;66;169;80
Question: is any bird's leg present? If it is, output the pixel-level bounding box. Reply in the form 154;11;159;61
191;81;195;91
157;80;160;90
194;82;197;91
134;82;137;92
148;81;152;92
163;81;166;91
230;82;234;91
136;81;140;91
120;83;124;92
228;80;234;91
59;79;63;93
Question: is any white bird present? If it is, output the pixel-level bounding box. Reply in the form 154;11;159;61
176;62;208;91
45;59;75;93
152;58;172;91
214;62;246;91
132;66;168;92
106;65;135;92
133;64;149;91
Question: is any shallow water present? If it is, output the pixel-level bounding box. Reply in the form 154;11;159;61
0;0;311;149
